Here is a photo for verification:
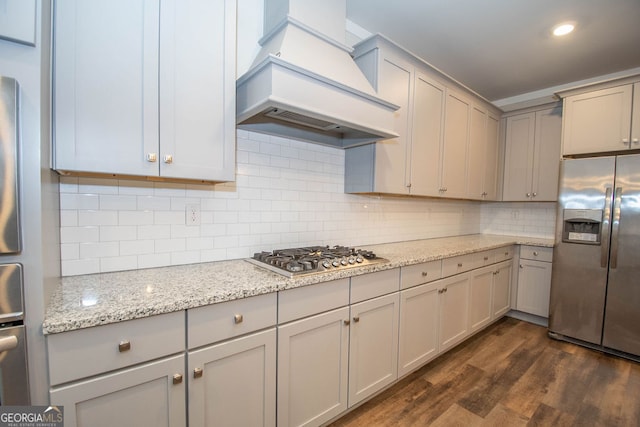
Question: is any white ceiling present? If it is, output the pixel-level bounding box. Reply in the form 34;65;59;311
346;0;640;103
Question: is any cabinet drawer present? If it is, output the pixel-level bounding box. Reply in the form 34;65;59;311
442;253;480;277
350;268;400;303
188;293;277;349
279;278;349;324
492;246;514;263
520;245;553;262
400;261;442;289
47;311;185;386
475;250;494;267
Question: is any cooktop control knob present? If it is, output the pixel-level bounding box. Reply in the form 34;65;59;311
348;257;356;264
340;258;348;266
322;260;331;269
356;256;363;263
332;260;340;267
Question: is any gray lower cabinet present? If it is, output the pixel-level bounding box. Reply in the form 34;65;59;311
49;355;186;427
188;329;276;427
45;245;530;427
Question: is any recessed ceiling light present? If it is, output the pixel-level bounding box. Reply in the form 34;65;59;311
553;22;575;37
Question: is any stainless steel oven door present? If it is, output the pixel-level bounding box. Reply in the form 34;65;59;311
0;76;21;254
0;325;29;404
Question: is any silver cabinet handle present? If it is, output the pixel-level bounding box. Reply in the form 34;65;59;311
353;316;360;323
118;341;131;352
610;187;622;269
622;138;629;144
163;154;173;164
146;153;157;162
173;374;183;385
532;192;537;197
601;187;613;268
193;368;203;379
633;138;639;144
526;192;531;198
233;314;243;324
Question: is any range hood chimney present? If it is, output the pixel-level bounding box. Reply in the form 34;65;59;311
236;0;399;148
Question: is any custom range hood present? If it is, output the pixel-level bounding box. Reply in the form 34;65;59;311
236;0;399;148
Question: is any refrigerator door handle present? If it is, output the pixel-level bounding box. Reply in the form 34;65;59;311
610;187;622;269
601;187;613;268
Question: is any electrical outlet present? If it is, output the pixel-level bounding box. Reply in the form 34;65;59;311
186;204;201;226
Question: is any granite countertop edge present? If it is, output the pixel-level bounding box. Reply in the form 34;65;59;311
43;234;554;334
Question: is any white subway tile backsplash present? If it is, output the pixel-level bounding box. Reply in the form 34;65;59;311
59;130;558;276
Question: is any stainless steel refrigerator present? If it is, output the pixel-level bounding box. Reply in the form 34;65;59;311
549;154;640;359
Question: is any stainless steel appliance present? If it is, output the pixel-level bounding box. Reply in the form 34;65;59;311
0;263;29;404
0;76;29;404
248;245;387;277
0;76;20;254
549;155;640;359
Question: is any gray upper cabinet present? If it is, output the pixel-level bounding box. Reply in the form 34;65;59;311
561;81;640;156
345;35;500;201
502;106;562;202
52;0;236;182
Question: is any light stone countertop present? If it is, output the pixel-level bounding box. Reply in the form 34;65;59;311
42;234;554;334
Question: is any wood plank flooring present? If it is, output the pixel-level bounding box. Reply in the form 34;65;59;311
328;317;640;426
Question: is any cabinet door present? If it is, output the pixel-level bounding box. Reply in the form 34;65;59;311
277;307;349;427
469;266;493;333
503;112;535;201
188;329;276;427
483;113;500;200
409;72;445;196
492;261;512;319
50;354;185;427
466;105;487;200
516;259;552;317
159;0;235;181
439;273;470;352
398;281;439;377
531;107;562;201
562;84;633;155
53;0;160;176
632;82;640;147
441;90;470;198
373;52;413;194
349;293;399;407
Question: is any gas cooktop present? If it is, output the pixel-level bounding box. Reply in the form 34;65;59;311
247;245;388;277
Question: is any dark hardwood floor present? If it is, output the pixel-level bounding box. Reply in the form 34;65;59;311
329;317;640;426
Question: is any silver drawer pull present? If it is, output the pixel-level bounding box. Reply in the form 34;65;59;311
234;314;243;324
421;271;429;277
163;154;173;164
146;153;157;162
173;374;183;385
193;368;203;379
118;341;131;352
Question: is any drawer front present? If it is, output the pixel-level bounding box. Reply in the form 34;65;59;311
350;268;400;303
493;246;514;263
475;250;494;267
442;253;479;277
520;245;553;262
400;261;442;289
278;278;349;324
188;293;277;349
47;311;185;386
